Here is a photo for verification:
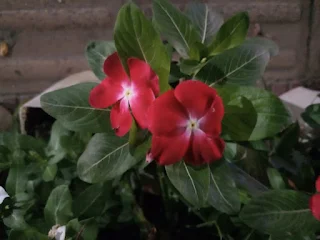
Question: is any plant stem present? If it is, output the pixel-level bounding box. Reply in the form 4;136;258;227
157;165;171;220
122;173;157;240
214;222;223;240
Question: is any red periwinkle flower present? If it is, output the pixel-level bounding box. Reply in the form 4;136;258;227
148;80;225;165
310;176;320;221
89;52;159;136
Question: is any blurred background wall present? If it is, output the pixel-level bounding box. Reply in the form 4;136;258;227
0;0;319;110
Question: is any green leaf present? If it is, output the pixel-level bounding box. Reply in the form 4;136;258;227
46;121;71;164
0;132;45;154
42;164;58;182
222;96;258;141
301;104;320;129
0;146;11;170
9;229;48;240
41;83;111;133
197;38;279;86
179;59;207;76
229;163;268;197
77;133;140;183
128;120;150;159
153;0;200;58
217;85;291;141
236;144;269;184
223;142;237;161
73;183;116;219
273;122;300;158
185;2;223;44
114;3;171;93
267;168;286;190
3;210;28;230
85;41;116;80
67;219;99;240
240;190;320;236
6;166;27;196
208;12;249;55
207;162;240;214
165;162;210;208
44;185;73;226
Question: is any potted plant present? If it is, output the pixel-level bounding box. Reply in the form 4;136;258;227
0;0;319;239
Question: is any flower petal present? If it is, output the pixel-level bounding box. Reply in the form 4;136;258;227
110;99;132;136
129;87;155;129
316;176;320;192
103;52;128;81
89;80;124;108
128;58;159;96
0;187;9;204
174;80;217;119
55;226;66;240
310;194;320;221
148;90;188;136
199;95;224;137
151;134;190;165
185;130;224;165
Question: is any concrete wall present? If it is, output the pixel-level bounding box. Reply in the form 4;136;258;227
0;0;316;109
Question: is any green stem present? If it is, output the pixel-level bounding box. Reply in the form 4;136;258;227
244;229;254;240
157;165;171;220
214;222;223;240
122;174;156;240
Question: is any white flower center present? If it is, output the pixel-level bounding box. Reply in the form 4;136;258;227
187;119;199;131
123;87;133;100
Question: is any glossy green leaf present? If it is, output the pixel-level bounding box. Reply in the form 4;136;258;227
44;185;73;226
240;190;320;236
153;0;200;58
114;3;170;93
267;168;286;190
67;219;99;240
217;85;291;141
6;166;27;196
186;2;223;44
46;121;71;164
73;183;116;219
236;144;269;184
179;59;207;76
207;162;240;214
77;133;140;183
42;164;58;182
41;83;111;133
128;120;150;159
301;104;320;129
9;229;48;240
273;122;300;158
229;163;268;197
3;210;28;230
208;12;249;55
0;132;45;154
249;140;269;152
223;142;237;161
85;41;116;80
165;162;210;208
197;38;279;86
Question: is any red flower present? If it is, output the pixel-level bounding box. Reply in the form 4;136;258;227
310;176;320;221
148;80;225;165
89;52;159;136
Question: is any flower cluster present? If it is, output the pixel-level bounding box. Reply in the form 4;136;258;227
89;53;225;165
310;176;320;220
